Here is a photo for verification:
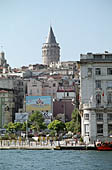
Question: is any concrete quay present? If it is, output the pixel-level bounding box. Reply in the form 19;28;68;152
0;144;96;150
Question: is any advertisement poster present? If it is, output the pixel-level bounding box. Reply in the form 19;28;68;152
26;96;52;114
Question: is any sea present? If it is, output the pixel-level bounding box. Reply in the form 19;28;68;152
0;150;112;170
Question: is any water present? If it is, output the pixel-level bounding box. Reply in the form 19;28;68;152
0;150;112;170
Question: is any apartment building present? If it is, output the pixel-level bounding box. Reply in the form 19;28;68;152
79;52;112;143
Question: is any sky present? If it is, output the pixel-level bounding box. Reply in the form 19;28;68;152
0;0;112;68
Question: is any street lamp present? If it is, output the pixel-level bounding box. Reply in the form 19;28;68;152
26;119;28;141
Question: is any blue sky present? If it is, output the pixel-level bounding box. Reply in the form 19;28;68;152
0;0;112;68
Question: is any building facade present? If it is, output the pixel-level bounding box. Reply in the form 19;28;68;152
42;78;58;98
79;52;112;143
0;78;25;124
0;90;15;128
42;26;60;65
27;78;42;96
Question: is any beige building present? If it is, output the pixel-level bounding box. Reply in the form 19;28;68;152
27;78;42;96
42;78;58;98
26;77;58;99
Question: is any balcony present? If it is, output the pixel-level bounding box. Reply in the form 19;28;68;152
82;103;96;109
95;88;102;92
82;103;107;109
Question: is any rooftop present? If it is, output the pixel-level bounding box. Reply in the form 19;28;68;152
80;52;112;63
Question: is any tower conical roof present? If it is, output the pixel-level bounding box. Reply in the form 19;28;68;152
46;26;57;44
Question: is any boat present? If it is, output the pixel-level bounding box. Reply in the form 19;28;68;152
96;141;112;151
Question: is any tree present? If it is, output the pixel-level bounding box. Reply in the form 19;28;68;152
14;122;23;132
29;111;47;132
65;108;81;134
4;122;16;133
48;120;65;135
4;122;23;134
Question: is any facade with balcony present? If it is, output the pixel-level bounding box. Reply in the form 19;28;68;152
79;52;112;143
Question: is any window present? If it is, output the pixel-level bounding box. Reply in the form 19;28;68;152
85;124;89;136
95;68;101;75
96;113;103;121
107;81;112;88
32;85;37;87
94;55;102;59
107;114;112;121
30;89;32;95
107;93;112;105
105;55;112;59
108;124;112;136
88;68;92;76
84;114;89;120
107;68;112;75
97;124;103;134
96;94;101;106
53;83;56;87
96;80;101;88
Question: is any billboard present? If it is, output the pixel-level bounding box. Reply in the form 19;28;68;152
26;96;52;115
15;112;29;123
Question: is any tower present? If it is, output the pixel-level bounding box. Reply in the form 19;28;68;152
0;51;9;68
42;26;60;65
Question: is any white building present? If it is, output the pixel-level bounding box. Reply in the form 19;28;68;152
79;52;112;143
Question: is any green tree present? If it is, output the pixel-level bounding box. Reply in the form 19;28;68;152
4;122;23;134
14;122;23;132
29;111;47;132
21;121;27;131
65;108;81;134
4;122;16;133
48;120;65;135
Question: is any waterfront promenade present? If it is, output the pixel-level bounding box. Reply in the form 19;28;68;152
0;139;96;150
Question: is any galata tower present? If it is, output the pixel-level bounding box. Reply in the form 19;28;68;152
42;26;60;65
